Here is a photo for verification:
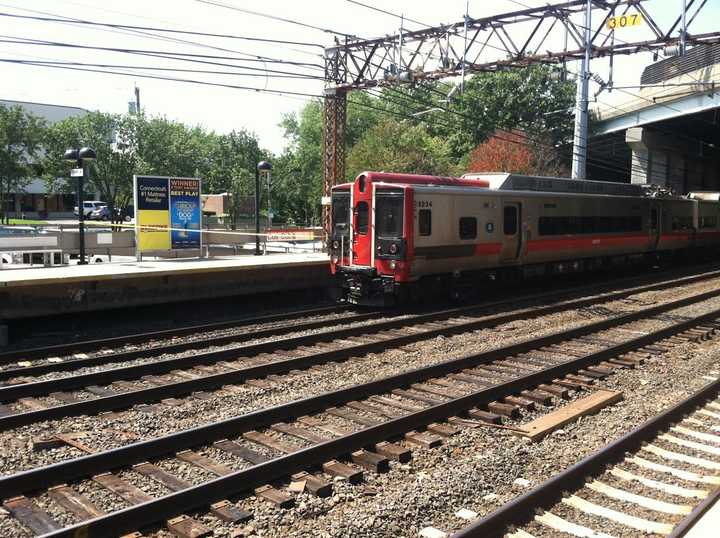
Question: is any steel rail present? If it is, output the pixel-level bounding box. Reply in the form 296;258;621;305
452;378;720;538
3;266;719;382
4;266;720;385
3;295;720;503
2;280;720;430
0;304;348;365
668;478;720;537
28;307;720;538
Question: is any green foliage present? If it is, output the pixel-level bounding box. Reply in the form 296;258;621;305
4;66;574;228
347;119;456;176
43;111;140;216
0;104;46;223
448;66;576;159
275;66;575;224
42;112;266;224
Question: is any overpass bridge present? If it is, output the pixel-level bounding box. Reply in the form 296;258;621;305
590;43;720;193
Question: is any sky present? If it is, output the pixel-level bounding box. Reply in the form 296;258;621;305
0;0;717;154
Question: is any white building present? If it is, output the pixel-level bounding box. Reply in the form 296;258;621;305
1;99;89;218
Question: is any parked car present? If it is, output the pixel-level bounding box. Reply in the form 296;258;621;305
89;206;112;221
74;201;106;217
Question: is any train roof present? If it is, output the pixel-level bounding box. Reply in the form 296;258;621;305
463;173;644;197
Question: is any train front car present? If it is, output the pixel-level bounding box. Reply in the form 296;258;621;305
330;172;409;306
330;172;490;306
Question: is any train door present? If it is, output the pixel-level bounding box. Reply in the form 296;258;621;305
650;202;661;250
352;175;372;266
501;202;521;261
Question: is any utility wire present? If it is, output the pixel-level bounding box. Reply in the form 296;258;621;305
0;35;324;69
0;3;323;65
0;11;324;49
343;0;431;28
195;0;360;39
0;57;326;80
2;58;324;99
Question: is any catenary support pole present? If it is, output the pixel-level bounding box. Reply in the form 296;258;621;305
680;0;687;56
571;0;592;180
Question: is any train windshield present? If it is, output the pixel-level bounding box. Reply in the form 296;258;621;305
376;190;404;238
331;190;350;236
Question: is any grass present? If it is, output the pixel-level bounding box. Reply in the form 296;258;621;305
5;218;49;225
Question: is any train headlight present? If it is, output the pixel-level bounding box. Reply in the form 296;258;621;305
332;240;339;249
390;260;397;269
389;243;398;254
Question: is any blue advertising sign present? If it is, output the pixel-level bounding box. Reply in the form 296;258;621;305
169;178;201;249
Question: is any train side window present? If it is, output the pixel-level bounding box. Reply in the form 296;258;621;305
356;202;368;235
419;209;432;236
459;217;477;239
504;206;518;235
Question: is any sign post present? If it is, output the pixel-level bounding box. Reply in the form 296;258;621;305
133;175;202;260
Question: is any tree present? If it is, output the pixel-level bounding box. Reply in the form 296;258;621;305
466;129;569;176
450;66;575;159
202;129;264;196
276;92;383;225
43;111;139;223
0;104;46;224
466;130;534;174
226;169;254;230
136;116;210;179
347;119;456;177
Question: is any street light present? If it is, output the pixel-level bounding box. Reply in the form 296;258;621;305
255;160;272;255
64;146;96;265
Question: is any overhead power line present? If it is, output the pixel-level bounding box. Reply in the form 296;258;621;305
0;58;326;80
0;35;324;70
343;0;431;28
0;11;324;49
1;58;324;99
195;0;359;39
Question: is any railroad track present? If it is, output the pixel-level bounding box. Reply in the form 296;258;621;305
455;377;720;538
2;287;720;537
3;265;720;374
2;272;720;431
0;303;350;365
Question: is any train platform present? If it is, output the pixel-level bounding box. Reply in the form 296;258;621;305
682;491;720;538
0;253;331;321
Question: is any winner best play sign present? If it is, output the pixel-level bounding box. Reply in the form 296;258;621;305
134;175;202;253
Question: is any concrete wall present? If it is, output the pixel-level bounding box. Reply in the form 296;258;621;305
0;261;331;320
625;127;720;193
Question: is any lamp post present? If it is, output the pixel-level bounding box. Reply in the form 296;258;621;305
255;160;272;255
64;147;96;265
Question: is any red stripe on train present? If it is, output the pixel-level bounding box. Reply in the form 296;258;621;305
474;243;503;255
528;234;649;252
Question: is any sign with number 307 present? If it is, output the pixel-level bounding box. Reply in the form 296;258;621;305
607;13;643;29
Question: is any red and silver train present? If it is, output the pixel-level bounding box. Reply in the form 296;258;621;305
330;171;720;305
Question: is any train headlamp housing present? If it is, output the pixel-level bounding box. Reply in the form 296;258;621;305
332;240;340;250
376;238;406;260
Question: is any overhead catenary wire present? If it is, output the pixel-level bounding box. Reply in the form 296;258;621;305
0;10;324;49
0;57;327;80
195;0;360;39
1;59;324;99
0;35;324;70
3;1;709;184
0;1;325;61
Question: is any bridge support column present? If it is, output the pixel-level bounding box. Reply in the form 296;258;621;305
625;127;714;193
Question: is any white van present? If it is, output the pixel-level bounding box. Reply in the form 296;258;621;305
74;200;106;217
